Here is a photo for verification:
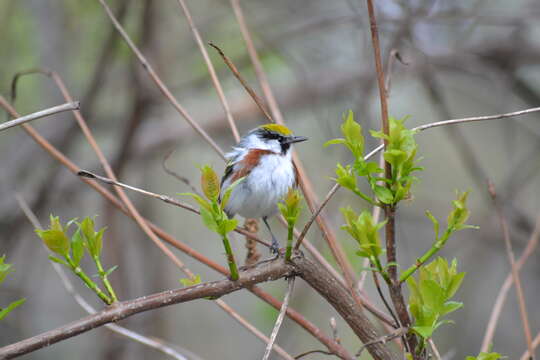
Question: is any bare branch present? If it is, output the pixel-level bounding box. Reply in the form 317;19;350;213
176;0;240;142
0;257;295;359
0;101;79;132
96;0;225;159
488;181;535;359
482;213;540;352
208;42;273;123
262;277;295;360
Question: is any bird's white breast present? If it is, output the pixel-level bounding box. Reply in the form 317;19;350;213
225;153;295;219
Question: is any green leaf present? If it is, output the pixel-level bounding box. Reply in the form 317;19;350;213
373;185;394;204
71;229;85;266
0;298;26;321
425;210;440;240
179;192;212;212
0;256;14;284
179;274;202;287
466;352;504;360
441;301;463;316
36;229;70;256
219;218;238;236
200;165;220;201
200;207;218;232
411;325;435;339
220;176;245;210
104;265;118;277
323;138;346;147
48;255;69;267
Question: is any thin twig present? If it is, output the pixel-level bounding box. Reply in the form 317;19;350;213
415;106;540;132
162;146;201;195
176;0;240;142
428;339;442;360
355;327;407;357
208;42;273;123
482;213;540;352
294;349;334;359
0;102;79;132
96;0;225;159
15;194;191;360
384;49;408;96
77;170;271;248
262;277;295;360
521;333;540;360
488;181;534;359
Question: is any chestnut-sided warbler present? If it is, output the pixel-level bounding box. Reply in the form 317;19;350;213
220;124;308;253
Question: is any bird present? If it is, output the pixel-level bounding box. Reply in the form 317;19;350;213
220;123;308;253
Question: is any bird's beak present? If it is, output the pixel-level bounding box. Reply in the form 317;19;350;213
284;135;308;144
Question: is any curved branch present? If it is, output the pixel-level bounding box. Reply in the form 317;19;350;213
1;254;400;360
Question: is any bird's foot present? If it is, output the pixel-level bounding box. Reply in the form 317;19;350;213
270;236;280;255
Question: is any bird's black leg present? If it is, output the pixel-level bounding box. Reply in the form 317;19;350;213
262;216;279;254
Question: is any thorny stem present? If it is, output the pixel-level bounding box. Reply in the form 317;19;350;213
93;256;118;302
221;234;239;280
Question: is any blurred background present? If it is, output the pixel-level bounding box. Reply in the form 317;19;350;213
1;0;540;359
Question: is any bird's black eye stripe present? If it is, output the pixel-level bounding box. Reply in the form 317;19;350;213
260;130;284;142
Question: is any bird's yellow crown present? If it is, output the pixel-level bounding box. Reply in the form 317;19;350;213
259;124;292;136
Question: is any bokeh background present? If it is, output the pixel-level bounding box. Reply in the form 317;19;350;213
1;0;540;359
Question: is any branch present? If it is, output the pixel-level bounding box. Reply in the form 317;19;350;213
482;213;540;352
0;101;79;132
488;181;534;359
262;277;295;360
0;257;295;359
96;0;225;159
175;0;240;142
2;254;400;360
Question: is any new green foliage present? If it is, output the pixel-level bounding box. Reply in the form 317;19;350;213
35;215;117;304
0;256;25;320
181;165;242;280
278;188;303;260
466;351;504;360
325;111;422;206
407;257;465;340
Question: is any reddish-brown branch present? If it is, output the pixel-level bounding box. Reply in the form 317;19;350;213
96;0;225;159
488;182;535;359
365;0;415;353
0;254;400;360
482;213;540;352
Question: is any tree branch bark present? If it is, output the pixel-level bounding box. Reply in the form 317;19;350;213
1;254;400;360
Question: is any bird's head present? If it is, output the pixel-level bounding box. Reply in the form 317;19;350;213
239;124;308;155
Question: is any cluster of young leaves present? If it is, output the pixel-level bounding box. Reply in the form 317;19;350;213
340;207;390;279
466;351;504;360
325;111;422;207
0;256;25;321
181;165;243;280
370;116;423;204
278;188;303;260
407;257;465;342
35;215;118;304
